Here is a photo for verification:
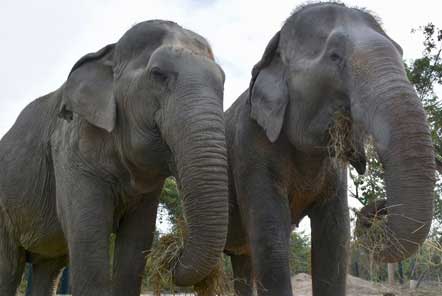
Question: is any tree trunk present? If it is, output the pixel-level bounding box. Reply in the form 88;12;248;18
388;263;395;286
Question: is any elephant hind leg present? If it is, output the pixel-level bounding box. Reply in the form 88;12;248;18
0;225;26;296
28;256;67;295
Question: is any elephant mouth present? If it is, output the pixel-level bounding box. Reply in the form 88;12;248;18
327;111;367;174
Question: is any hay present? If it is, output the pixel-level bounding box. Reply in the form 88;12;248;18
145;224;185;295
354;202;407;261
414;239;442;268
328;111;356;166
145;220;232;295
194;260;231;296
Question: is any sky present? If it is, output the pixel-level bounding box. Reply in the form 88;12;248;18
1;0;442;233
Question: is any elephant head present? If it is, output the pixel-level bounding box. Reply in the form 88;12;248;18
249;3;435;262
59;20;228;285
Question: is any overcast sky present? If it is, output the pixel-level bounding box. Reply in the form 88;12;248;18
1;0;441;232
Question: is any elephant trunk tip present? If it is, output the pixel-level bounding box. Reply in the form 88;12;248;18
173;253;229;294
145;220;228;292
356;193;434;263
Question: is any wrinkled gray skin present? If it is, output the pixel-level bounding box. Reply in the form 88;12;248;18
224;3;435;296
0;20;228;295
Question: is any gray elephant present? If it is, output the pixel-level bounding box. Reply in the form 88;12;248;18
223;3;435;296
0;20;228;296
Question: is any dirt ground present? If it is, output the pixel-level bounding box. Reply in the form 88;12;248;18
138;274;440;295
292;273;441;296
18;273;439;295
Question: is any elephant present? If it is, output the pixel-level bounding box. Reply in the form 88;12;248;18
223;3;435;296
0;20;228;296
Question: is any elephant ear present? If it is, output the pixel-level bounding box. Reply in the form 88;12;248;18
59;44;116;132
249;31;288;143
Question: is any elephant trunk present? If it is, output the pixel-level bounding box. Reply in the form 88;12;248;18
166;90;228;286
350;34;436;262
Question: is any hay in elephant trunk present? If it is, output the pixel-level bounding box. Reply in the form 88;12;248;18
354;203;407;261
145;220;232;296
193;260;231;296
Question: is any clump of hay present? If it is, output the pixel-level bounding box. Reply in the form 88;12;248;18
328;111;356;165
194;260;231;296
145;220;232;296
354;201;407;260
145;226;184;294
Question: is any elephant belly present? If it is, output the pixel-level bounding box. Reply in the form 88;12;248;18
290;191;319;226
1;189;67;257
25;227;68;258
225;222;251;256
15;203;67;257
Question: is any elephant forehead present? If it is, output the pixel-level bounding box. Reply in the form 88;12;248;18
116;20;214;63
286;2;378;30
279;3;383;59
171;32;214;61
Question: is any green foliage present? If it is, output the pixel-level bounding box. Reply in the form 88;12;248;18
406;24;442;226
406;24;442;97
289;231;311;275
350;144;386;206
158;177;182;226
406;24;442;171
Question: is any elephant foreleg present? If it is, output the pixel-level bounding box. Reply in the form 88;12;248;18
112;195;159;296
54;166;115;296
231;254;254;296
309;170;349;296
238;172;293;296
0;222;26;296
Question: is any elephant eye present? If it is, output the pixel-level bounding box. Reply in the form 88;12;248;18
150;66;169;84
329;52;345;70
330;52;342;62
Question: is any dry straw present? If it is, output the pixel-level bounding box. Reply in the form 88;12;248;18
193;260;231;296
354;202;407;261
328;111;355;166
145;219;232;295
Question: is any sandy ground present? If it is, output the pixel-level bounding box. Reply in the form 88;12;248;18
291;273;440;296
292;273;393;296
139;273;440;295
18;273;439;295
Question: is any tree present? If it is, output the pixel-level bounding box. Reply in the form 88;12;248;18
158;177;182;227
289;231;311;275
